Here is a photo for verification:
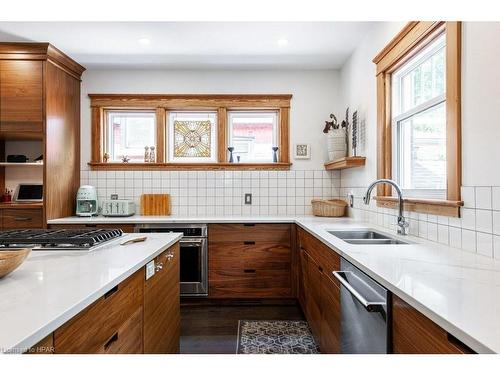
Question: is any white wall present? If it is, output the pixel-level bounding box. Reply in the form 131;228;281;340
461;22;500;186
80;69;340;170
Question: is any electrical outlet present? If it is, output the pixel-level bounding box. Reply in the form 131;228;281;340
347;193;354;208
244;193;252;205
145;260;155;280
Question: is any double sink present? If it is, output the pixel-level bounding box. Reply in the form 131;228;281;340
328;230;409;245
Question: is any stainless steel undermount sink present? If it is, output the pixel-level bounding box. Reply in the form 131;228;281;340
327;229;409;245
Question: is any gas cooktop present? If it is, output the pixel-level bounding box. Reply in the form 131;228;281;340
0;229;124;250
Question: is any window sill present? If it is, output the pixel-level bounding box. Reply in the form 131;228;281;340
88;162;292;171
374;196;463;217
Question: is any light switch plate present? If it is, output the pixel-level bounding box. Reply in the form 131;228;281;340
145;260;155;280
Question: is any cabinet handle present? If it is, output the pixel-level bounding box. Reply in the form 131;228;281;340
244;241;256;245
104;332;119;351
243;223;255;227
104;285;119;299
244;269;256;273
14;217;32;221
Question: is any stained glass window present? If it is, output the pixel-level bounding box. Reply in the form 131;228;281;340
168;112;217;162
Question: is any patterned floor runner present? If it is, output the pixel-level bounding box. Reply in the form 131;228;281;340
236;320;320;354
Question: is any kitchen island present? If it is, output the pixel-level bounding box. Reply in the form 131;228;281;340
0;233;182;354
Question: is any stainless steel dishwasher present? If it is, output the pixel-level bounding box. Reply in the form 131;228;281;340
333;258;390;353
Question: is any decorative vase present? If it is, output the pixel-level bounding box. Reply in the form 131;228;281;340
228;147;234;163
272;147;279;163
144;146;150;163
149;146;156;163
326;129;347;160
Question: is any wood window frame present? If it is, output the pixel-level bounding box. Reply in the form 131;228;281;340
89;94;292;170
372;22;462;217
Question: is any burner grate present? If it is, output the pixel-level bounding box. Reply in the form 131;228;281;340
0;228;124;249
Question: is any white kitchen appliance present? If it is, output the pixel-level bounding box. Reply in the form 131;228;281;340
101;198;135;217
76;185;98;217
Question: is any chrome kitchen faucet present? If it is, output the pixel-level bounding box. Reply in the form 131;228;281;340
363;179;409;235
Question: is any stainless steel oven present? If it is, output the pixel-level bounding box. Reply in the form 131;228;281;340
135;223;208;296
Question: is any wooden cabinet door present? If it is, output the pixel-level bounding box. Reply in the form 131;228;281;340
298;247;308;314
306;251;323;347
392;295;474;354
144;243;180;354
320;274;341;353
0;60;44;133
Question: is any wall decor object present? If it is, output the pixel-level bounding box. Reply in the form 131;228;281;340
294;144;311;159
174;120;212;158
352;110;358;156
324;111;348;161
144;146;150;163
228;147;235;163
272;147;279;163
149;146;156;163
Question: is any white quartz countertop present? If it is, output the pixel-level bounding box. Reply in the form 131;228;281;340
0;233;182;353
48;215;296;224
7;213;500;353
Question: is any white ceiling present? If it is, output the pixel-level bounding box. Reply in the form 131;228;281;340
0;22;376;69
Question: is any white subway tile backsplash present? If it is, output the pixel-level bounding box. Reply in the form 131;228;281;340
449;227;462;249
476;209;493;233
477;232;493;257
461;229;477;253
475;187;492;209
461;186;475;208
461;208;476;230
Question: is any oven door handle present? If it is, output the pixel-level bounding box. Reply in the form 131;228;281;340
180;239;204;247
332;271;386;312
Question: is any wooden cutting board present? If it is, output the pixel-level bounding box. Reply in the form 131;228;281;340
140;194;171;216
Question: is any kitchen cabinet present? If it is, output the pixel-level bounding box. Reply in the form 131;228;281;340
54;270;144;354
0;60;44;133
297;227;341;353
2;208;43;229
47;242;180;354
208;223;292;298
392;295;474;354
144;243;180;354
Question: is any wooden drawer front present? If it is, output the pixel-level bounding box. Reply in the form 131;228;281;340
321;275;341;353
2;208;43;229
48;224;136;233
298;227;340;283
98;307;143;354
54;270;143;354
209;242;291;270
393;295;474;354
209;269;291;298
209;223;291;243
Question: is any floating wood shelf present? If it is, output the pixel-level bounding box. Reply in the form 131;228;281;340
0;162;43;167
324;156;366;170
88;162;292;171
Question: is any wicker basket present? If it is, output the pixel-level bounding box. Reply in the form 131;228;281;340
311;199;348;217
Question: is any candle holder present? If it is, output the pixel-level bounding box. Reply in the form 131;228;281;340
272;147;279;163
228;147;235;163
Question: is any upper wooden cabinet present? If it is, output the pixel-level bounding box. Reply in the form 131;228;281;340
0;60;44;133
0;43;85;224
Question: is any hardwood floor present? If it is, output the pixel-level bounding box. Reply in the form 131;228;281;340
180;302;305;354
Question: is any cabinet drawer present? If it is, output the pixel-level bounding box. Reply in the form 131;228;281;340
209;223;291;243
98;307;143;354
392;295;474;354
209;242;291;270
2;208;43;229
54;270;143;354
209;269;291;298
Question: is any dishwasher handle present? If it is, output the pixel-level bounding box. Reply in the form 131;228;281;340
333;271;386;313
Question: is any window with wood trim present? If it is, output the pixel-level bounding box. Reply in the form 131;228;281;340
89;94;292;170
373;21;462;217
